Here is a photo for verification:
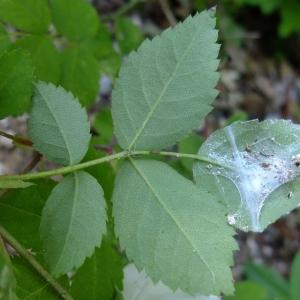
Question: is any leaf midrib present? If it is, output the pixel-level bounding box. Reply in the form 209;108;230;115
127;21;203;149
129;158;216;288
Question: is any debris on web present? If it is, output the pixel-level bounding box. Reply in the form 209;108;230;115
194;120;300;232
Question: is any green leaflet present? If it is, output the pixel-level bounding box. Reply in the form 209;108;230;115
245;263;290;299
14;35;61;84
0;180;34;189
40;171;107;277
0;181;54;253
0;49;34;119
0;0;51;34
112;11;219;150
81;23;121;77
115;17;143;54
50;0;99;42
0;24;10;57
28;82;91;166
290;252;300;300
0;181;67;299
225;281;268;300
193;120;300;232
12;257;65;300
16;263;68;299
0;237;17;300
234;0;280;14
279;1;300;37
71;237;123;300
60;46;100;106
113;159;237;296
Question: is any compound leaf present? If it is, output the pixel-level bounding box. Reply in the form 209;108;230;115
112;11;219;150
0;49;34;119
193;120;300;232
40;171;107;277
50;0;99;41
71;237;123;300
113;159;237;296
14;35;61;83
0;0;51;34
28;82;91;165
60;46;100;106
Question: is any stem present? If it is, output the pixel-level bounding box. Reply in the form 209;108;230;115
104;0;143;20
22;152;42;174
0;226;73;300
0;130;32;147
158;0;177;26
0;150;230;182
0;152;42;198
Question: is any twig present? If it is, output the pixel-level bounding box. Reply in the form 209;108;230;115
0;150;232;182
103;0;143;21
22;152;42;174
158;0;177;26
0;226;74;300
0;130;32;147
0;152;42;198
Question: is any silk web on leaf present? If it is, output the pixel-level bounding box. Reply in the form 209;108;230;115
193;120;300;232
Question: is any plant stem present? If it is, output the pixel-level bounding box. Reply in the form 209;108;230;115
0;226;74;300
158;0;177;26
0;130;32;147
0;152;42;198
0;150;230;182
104;0;143;20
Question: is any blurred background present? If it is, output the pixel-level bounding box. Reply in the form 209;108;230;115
2;0;300;299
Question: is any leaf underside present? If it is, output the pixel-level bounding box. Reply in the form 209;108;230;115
40;171;107;277
193;119;300;232
113;159;237;296
28;82;91;166
112;11;219;150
